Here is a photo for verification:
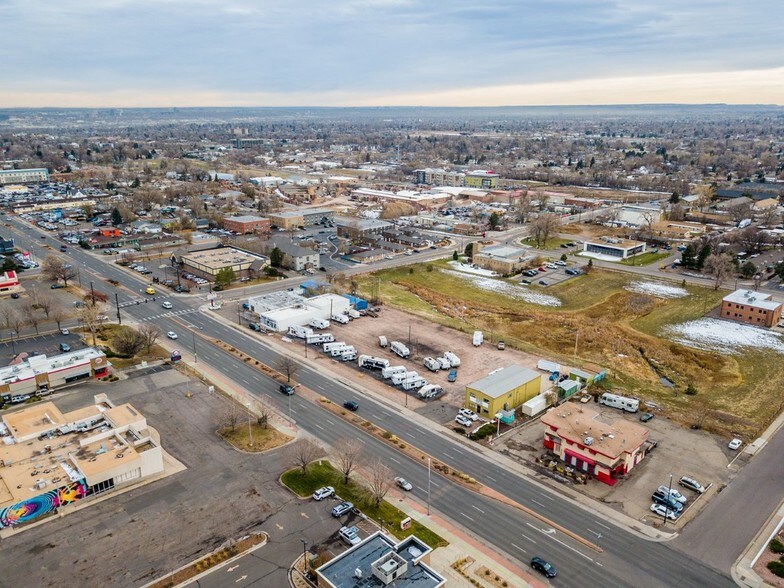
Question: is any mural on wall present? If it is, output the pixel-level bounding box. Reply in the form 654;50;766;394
0;479;87;528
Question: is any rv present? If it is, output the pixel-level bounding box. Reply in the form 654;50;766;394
391;371;420;386
444;351;461;367
391;341;410;358
306;333;335;345
472;331;483;346
381;365;406;379
402;377;427;391
288;325;314;339
340;349;358;361
378;335;388;348
437;357;451;370
599;393;640;413
417;384;443;399
323;341;347;353
358;355;390;370
331;344;354;357
331;313;350;324
423;357;441;372
347;308;361;319
309;318;330;329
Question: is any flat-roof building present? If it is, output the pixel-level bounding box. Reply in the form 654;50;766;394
465;365;542;418
0;168;49;185
721;289;783;328
582;238;646;260
0;394;164;529
223;215;270;235
180;247;268;280
473;243;535;275
247;292;350;332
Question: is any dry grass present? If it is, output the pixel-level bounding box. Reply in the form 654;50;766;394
218;423;291;452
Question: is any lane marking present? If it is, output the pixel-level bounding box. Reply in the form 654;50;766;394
389;456;401;465
596;521;611;531
461;513;474;522
430;480;440;488
227;565;239;572
313;423;324;431
538;493;554;501
531;499;546;508
471;505;485;514
486;474;497;482
452;447;464;454
511;543;526;553
520;533;536;543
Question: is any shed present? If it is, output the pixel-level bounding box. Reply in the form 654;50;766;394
569;369;594;386
343;294;368;310
558;379;581;399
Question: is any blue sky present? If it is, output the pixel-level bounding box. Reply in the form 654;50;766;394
1;0;782;106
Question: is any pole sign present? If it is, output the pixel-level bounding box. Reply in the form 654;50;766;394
400;517;411;530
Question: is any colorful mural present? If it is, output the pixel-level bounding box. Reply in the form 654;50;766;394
0;479;87;528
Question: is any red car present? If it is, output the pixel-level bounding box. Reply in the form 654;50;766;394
537;267;547;272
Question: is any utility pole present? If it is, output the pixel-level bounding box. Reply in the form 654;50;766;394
192;331;197;363
115;292;122;325
427;458;431;516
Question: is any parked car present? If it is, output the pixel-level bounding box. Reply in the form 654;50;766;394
59;343;71;352
312;486;335;501
565;268;580;275
50;283;64;289
279;384;295;395
679;476;706;494
10;293;19;299
651;490;683;512
331;501;353;517
166;331;178;340
537;267;547;272
538;280;548;286
343;400;359;411
447;368;457;382
657;485;687;504
455;415;473;427
60;328;70;335
497;340;505;350
639;412;654;422
339;525;361;546
728;438;742;450
458;408;479;421
650;503;679;520
247;323;261;331
395;477;413;491
555;260;567;266
530;557;557;578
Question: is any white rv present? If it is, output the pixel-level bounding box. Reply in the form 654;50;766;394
347;308;361;319
288;325;314;339
307;333;335;345
402;377;427;391
331;313;350;324
381;365;407;379
391;371;420;386
330;344;352;357
417;384;443;399
340;349;357;361
599;393;639;413
444;351;461;367
423;357;441;372
472;331;483;346
358;355;390;370
309;318;330;329
378;335;388;348
391;341;410;358
323;341;347;353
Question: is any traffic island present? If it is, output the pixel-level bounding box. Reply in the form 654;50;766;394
217;420;291;453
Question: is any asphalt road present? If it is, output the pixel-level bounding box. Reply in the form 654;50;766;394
2;216;752;587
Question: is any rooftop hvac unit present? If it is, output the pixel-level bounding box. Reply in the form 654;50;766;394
353;568;363;579
584;436;594;446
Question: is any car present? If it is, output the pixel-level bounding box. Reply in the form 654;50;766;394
497;340;505;350
59;343;71;352
728;438;742;450
166;331;178;339
447;368;457;382
311;486;335;501
395;477;413;491
96;314;109;321
10;292;19;299
537;267;547;272
555;260;567;266
538;280;548;286
580;393;592;403
145;287;156;295
339;525;361;546
60;328;70;335
50;283;64;289
248;323;261;331
530;557;557;578
544;263;557;269
679;476;706;494
565;268;580;275
458;408;479;421
650;502;679;520
279;384;295;395
161;301;173;309
657;485;687;504
331;501;353;517
174;285;190;293
39;235;46;239
640;412;654;422
343;400;359;411
560;243;569;248
651;490;683;512
60;245;67;252
455;415;473;427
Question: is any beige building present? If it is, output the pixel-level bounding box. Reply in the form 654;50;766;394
180;247;269;280
0;394;164;530
473;243;535;274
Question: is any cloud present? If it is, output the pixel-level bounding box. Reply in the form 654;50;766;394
0;0;782;105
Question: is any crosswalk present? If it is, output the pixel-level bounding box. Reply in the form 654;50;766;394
136;308;199;322
118;297;173;308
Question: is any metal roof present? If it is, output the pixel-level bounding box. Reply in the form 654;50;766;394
466;365;540;398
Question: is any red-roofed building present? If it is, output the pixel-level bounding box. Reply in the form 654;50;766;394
0;271;21;296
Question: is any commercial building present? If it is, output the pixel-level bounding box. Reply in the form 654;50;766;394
0;347;109;405
271;240;320;271
316;531;445;588
582;238;646;260
464;170;499;189
0;233;15;254
350;188;452;208
0;394;164;529
721;289;783;328
268;211;304;230
465;365;542;417
414;168;465;187
541;405;649;485
247;292;350;332
223;215;270;235
617;204;663;227
336;218;394;240
473;243;535;275
0;271;21;296
0;168;49;185
180;247;268;280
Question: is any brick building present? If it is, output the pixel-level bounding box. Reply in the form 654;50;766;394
223;215;270;235
720;289;783;328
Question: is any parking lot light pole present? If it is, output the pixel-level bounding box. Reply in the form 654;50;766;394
300;539;308;571
246;402;253;447
663;473;673;525
192;331;197;363
427;458;431;516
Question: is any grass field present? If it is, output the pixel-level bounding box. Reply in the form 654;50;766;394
619;251;671;266
348;264;782;435
218;423;290;452
281;462;447;547
521;236;571;249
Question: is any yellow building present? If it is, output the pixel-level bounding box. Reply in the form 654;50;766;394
464;170;499;189
465;365;542;417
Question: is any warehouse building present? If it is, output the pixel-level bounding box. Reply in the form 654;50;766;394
247;291;350;332
582;238;646;260
0;394;164;529
223;215;270;235
180;247;269;280
464;365;543;418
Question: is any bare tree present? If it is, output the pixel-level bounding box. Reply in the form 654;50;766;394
77;303;105;346
20;300;41;334
138;324;161;354
3;308;26;339
41;255;77;287
728;201;754;224
219;402;243;432
36;292;55;319
529;213;559;248
334;438;364;485
737;226;769;255
367;458;392;508
289;438;324;474
277;355;299;383
695;184;716;213
704;253;735;290
50;303;67;331
255;397;272;429
758;206;781;228
113;328;146;356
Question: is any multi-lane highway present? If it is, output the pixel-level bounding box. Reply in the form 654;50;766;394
2;217;755;587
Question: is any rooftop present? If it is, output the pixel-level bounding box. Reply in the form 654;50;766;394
541;405;649;458
224;215;268;223
466;365;541;398
723;289;781;311
181;247;267;270
0;348;106;388
475;244;530;260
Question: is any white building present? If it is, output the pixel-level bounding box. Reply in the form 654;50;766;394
248;292;350;332
617;205;663;227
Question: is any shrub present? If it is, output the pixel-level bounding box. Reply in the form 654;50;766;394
767;560;784;578
770;537;784;554
685;384;698;396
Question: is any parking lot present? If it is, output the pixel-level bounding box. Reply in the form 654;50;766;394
0;330;85;364
497;401;739;527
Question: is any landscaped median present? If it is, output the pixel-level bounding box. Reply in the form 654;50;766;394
281;461;447;548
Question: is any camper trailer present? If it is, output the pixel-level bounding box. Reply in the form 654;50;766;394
358;355;390;370
323;341;347;353
307;333;335;345
599;393;640;413
381;365;407;379
402;377;427;391
340;348;358;361
443;351;461;367
472;331;483;346
288;325;314;339
347;308;361;319
417;384;443;399
391;341;410;359
391;371;420;386
378;335;388;348
309;318;330;330
423;357;441;372
331;313;350;324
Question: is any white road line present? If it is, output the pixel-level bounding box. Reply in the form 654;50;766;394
596;521;611;531
461;513;474;522
452;447;464;454
389;457;401;465
531;499;546;508
486;474;498;482
538;493;554;501
313;423;324;431
471;505;484;514
520;533;536;543
430;480;440;487
510;543;526;553
538;531;594;562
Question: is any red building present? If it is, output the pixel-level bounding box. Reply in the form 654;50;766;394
541;405;649;485
223;215;270;234
0;271;21;295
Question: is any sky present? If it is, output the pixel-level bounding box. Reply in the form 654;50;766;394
1;0;782;107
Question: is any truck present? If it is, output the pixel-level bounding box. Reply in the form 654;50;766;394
391;341;410;358
472;331;483;346
381;365;407;379
340;348;357;361
391;371;420;386
306;333;335;345
323;341;347;353
358;355;390;370
331;344;354;358
288;325;314;339
331;313;350;324
423;357;441;372
444;351;461;367
402;376;427;391
378;335;388;348
599;392;640;413
309;318;330;329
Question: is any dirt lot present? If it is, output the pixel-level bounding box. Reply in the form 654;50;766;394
497;400;740;528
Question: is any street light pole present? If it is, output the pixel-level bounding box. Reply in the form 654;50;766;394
662;473;673;525
192;331;197;363
246;402;253;447
427;457;431;516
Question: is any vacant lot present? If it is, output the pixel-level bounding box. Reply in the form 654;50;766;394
343;262;782;436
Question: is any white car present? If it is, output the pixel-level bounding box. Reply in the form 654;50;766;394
555;260;567;266
161;301;173;309
458;408;479;421
166;331;178;340
312;486;335;501
395;477;413;491
728;438;742;450
657;485;687;504
544;263;558;269
60;328;70;335
650;503;678;520
455;415;473;427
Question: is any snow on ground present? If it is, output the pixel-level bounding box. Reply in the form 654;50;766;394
443;269;562;307
625;281;689;299
666;318;784;355
447;261;498;277
578;251;624;262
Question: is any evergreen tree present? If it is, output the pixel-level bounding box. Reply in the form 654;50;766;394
270;247;284;268
111;207;123;226
696;243;712;270
681;244;697;268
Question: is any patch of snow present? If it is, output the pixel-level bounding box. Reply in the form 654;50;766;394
666;318;784;355
579;251;624;262
447;261;498;277
625;281;689;299
443;269;562;307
